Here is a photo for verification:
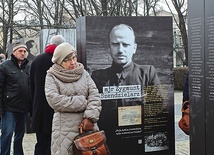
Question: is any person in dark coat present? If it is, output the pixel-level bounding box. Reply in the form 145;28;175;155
0;41;31;155
183;70;189;102
30;35;65;155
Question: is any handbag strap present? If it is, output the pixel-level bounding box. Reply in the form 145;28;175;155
80;126;83;134
75;127;94;139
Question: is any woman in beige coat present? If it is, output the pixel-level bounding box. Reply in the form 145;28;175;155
45;42;102;155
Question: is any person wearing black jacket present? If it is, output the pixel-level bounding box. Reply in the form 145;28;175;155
30;35;65;155
0;41;31;155
183;70;189;102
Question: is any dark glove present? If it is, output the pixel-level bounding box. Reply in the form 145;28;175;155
79;118;94;132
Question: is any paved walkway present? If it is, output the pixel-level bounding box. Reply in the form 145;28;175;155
174;91;190;155
18;91;189;154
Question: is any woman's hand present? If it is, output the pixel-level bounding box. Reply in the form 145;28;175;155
79;118;94;132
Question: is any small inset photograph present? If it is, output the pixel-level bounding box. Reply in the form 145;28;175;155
145;131;169;152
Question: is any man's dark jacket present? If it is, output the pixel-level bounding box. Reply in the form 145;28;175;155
91;61;161;155
183;70;189;102
91;62;160;102
0;54;31;113
30;44;56;134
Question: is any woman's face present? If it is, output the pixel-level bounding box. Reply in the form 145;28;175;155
61;53;77;70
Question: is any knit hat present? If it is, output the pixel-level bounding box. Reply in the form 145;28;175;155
52;42;76;65
13;41;27;52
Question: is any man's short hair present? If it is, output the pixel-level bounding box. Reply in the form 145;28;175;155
109;24;136;43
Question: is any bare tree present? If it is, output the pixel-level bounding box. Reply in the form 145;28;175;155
0;0;169;53
0;0;9;53
165;0;188;65
65;0;160;16
0;0;14;53
144;0;161;16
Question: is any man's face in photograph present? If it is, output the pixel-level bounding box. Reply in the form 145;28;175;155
109;26;137;66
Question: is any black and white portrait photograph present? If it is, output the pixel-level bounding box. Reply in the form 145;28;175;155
24;37;40;65
76;16;174;155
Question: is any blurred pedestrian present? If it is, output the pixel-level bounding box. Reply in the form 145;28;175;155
0;53;5;129
30;35;65;155
0;53;6;63
0;41;31;155
183;70;189;103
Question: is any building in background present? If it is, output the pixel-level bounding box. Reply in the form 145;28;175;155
154;10;187;67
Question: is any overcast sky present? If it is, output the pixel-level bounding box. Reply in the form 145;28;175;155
159;0;176;13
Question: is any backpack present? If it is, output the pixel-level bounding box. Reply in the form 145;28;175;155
178;100;190;135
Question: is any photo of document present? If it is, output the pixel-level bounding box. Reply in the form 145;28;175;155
118;105;142;126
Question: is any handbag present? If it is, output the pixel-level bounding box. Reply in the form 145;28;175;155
178;100;190;135
71;127;110;155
